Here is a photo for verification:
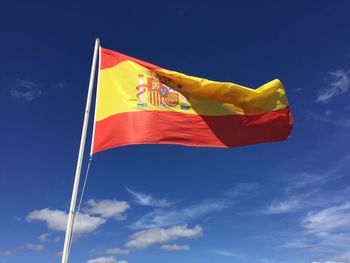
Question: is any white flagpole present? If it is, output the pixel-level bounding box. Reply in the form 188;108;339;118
61;38;100;263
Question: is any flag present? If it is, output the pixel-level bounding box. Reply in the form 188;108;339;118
91;48;292;154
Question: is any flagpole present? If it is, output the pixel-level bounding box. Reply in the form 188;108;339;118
61;38;100;263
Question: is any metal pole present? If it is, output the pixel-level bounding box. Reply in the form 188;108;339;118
61;38;100;263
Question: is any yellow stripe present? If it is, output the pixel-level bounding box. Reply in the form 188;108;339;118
155;69;288;114
96;60;289;121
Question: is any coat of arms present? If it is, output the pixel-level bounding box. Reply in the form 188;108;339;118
136;73;190;110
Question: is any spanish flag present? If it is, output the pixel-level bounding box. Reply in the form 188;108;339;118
91;48;292;154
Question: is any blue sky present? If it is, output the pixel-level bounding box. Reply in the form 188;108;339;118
1;1;350;263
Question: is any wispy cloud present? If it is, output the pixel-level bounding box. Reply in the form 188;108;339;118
160;244;190;251
106;248;130;255
10;79;43;101
302;201;350;236
26;243;44;252
52;81;68;90
26;208;106;234
125;225;202;250
132;183;259;229
265;194;309;214
308;111;350;128
0;250;12;256
210;249;246;260
38;233;60;243
265;186;350;215
285;171;339;192
86;257;128;263
281;239;314;249
38;233;51;242
9;79;68;101
84;199;130;221
280;201;350;261
226;183;260;198
133;199;227;229
126;187;173;207
86;256;118;263
316;69;350;103
265;161;350;214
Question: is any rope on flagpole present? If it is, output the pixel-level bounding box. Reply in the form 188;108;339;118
68;155;93;253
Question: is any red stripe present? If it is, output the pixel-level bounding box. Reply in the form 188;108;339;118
100;48;160;70
92;107;292;153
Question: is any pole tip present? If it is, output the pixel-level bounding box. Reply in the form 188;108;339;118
95;37;101;47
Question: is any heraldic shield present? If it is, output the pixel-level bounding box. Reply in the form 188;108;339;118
136;72;190;110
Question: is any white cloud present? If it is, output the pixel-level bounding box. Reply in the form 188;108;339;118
26;208;106;234
265;197;303;214
125;225;202;250
26;243;44;251
0;250;12;256
285;172;335;191
131;184;257;229
133;199;227;229
126;187;173;207
9;79;67;101
38;233;60;243
106;248;130;255
52;81;68;89
86;256;117;263
161;244;190;251
302;201;350;234
311;261;346;263
265;191;317;214
84;199;130;220
282;201;350;260
10;79;43;101
325;110;333;116
281;239;313;249
210;249;246;259
289;201;350;259
86;257;128;263
266;163;350;215
226;183;260;198
266;186;350;215
308;112;350;128
38;233;51;242
316;69;350;103
338;249;350;261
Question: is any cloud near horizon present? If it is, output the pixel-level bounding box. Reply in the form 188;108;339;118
86;256;128;263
